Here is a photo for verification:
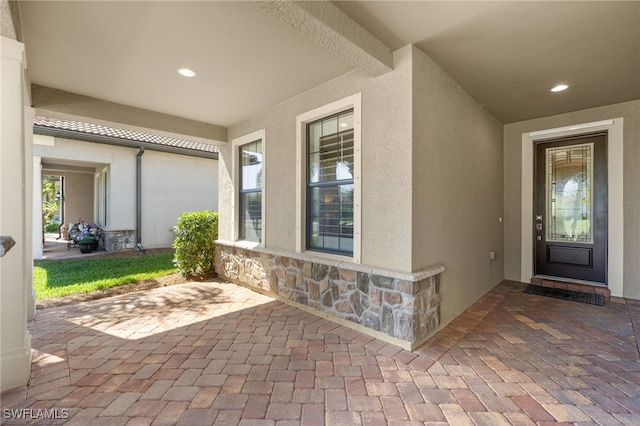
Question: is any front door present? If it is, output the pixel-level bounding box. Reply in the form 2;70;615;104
534;134;607;284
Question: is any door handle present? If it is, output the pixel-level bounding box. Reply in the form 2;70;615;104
536;223;543;232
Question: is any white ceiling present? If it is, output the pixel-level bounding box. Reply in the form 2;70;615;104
19;1;640;128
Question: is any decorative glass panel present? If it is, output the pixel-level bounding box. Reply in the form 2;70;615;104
546;143;593;243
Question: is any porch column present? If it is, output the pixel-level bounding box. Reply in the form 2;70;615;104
1;36;33;391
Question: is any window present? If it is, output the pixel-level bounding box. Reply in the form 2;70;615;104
239;140;263;242
233;129;265;244
307;110;354;254
296;94;361;262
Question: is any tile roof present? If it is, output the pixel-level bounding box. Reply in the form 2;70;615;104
33;116;219;155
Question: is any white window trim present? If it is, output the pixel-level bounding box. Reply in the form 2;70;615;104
232;129;266;246
521;118;623;296
100;167;109;227
296;93;362;264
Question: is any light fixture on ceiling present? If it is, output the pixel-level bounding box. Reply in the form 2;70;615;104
551;84;568;92
178;68;196;78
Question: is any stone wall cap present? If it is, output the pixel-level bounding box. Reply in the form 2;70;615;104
410;264;446;281
216;240;445;282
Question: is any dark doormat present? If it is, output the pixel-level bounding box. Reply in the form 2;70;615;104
523;284;604;306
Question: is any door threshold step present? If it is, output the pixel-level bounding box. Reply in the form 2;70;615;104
531;277;610;300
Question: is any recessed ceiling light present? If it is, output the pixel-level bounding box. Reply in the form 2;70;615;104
178;68;196;78
551;84;568;92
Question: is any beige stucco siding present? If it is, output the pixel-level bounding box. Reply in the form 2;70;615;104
411;46;505;326
34;137;218;249
503;100;640;299
141;150;218;247
222;46;414;271
1;0;16;40
63;171;94;224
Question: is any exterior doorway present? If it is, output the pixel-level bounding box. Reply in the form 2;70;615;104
534;134;607;284
42;175;64;239
520;119;624;297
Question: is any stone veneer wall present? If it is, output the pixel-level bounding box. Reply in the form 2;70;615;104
102;229;136;252
216;243;444;349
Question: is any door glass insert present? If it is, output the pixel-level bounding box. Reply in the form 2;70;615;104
546;143;593;243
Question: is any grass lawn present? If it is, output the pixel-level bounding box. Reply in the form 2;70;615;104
34;252;177;300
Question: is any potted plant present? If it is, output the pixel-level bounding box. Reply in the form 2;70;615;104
78;235;95;253
87;226;102;250
69;220;103;252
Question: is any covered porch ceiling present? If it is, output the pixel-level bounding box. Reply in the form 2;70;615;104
18;1;640;134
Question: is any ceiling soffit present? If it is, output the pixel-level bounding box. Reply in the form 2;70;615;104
19;1;355;128
17;1;640;127
334;1;640;123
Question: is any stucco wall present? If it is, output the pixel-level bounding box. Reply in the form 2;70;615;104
34;135;133;230
141;150;218;248
63;171;94;225
33;136;218;249
411;46;505;327
1;0;16;40
221;46;414;271
503;100;640;299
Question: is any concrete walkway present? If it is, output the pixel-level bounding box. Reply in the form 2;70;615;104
40;233;108;261
2;280;639;425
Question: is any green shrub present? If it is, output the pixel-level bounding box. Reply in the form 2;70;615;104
44;221;60;233
173;210;218;278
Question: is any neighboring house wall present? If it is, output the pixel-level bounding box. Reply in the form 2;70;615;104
141;149;219;248
217;45;505;347
64;171;95;225
33;136;219;252
503;100;640;300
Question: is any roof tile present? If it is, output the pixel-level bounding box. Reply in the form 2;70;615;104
33;117;219;154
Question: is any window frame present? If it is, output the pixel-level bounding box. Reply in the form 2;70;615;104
305;110;355;256
101;168;108;227
296;94;361;263
232;129;266;245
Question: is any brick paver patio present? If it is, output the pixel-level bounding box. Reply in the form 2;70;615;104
2;279;639;425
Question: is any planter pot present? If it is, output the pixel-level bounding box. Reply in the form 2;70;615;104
79;243;93;253
91;240;99;251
